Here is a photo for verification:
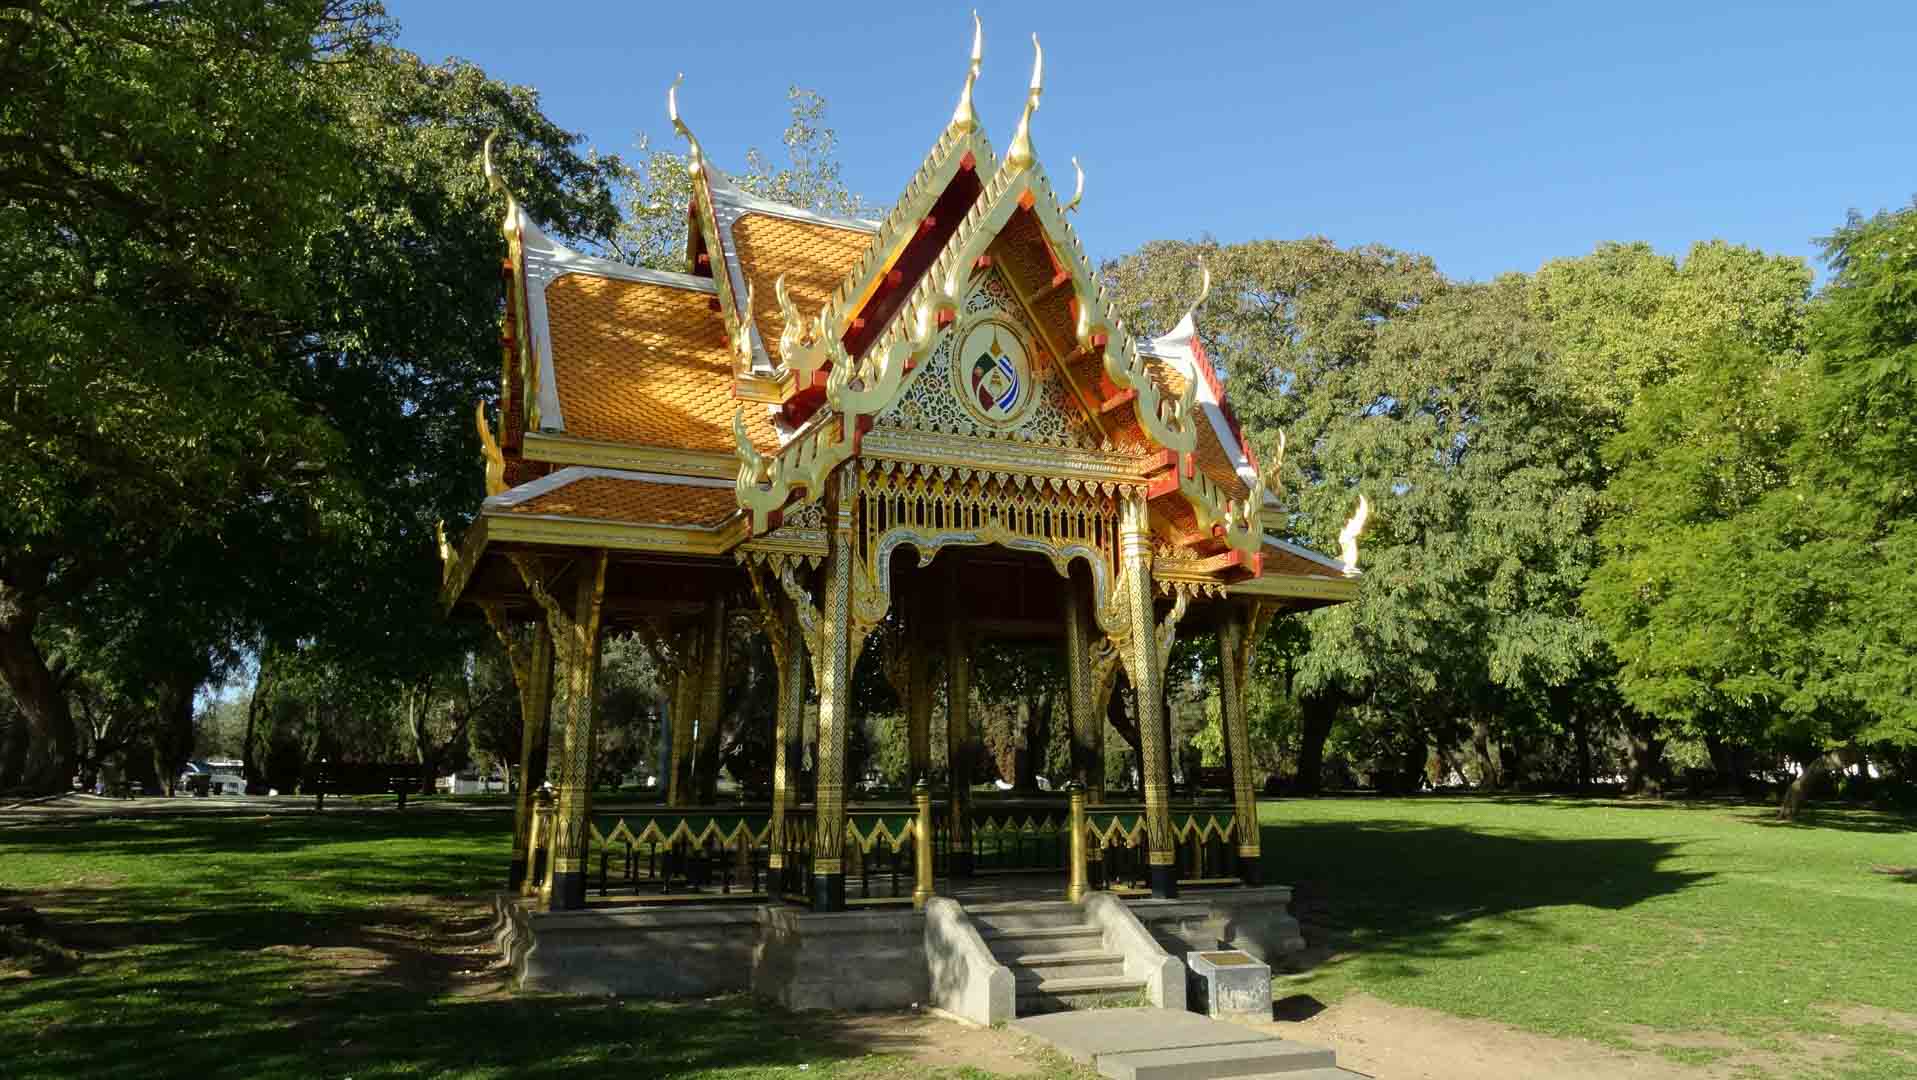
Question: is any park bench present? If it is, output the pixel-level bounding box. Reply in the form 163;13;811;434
303;761;425;810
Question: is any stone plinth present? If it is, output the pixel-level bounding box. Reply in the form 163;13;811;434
1185;949;1271;1020
1126;885;1305;963
753;906;930;1011
495;892;761;997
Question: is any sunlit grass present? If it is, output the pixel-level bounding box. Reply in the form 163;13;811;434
1268;795;1917;1079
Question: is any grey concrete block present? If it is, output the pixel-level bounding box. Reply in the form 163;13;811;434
1185;949;1272;1020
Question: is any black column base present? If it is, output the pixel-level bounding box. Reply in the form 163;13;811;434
549;870;587;910
1238;855;1260;886
508;858;527;892
1150;864;1179;899
949;850;975;878
812;871;846;912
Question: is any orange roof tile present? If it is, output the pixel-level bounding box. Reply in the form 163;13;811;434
506;475;738;528
731;213;871;365
544;274;779;453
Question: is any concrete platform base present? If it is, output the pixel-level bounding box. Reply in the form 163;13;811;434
490;882;1310;1020
492;892;927;1009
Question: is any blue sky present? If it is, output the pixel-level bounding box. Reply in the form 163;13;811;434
392;1;1915;282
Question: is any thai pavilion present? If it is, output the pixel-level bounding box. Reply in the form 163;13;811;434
441;20;1361;1008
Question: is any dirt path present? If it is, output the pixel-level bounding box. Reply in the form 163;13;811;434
1241;992;1901;1080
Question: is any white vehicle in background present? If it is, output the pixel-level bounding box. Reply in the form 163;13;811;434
436;768;509;795
179;758;247;796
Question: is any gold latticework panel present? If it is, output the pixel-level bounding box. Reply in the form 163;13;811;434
851;462;1120;593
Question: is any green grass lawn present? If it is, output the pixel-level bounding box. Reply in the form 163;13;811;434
1269;795;1917;1078
3;796;1912;1079
0;808;1064;1080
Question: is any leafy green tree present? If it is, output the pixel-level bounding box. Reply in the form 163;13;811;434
0;3;626;793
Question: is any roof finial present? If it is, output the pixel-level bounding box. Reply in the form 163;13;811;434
1181;259;1212;327
951;11;984;132
1062;156;1084;213
1339;493;1370;575
482;130;518;222
669;73;705;177
1005;33;1043;172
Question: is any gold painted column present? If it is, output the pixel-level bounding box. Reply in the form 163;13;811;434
692;594;728;804
810;474;864;912
944;560;975;877
1063;580;1102;800
906;613;933;785
483;603;555;893
1218;603;1260;885
1117;496;1178;898
514;623;553;890
667;659;696;807
522;551;609;911
755;566;808;898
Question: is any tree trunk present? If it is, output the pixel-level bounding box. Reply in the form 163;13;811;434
1469;719;1500;789
1107;680;1140;756
0;608;77;795
1295;691;1339;795
1623;731;1665;796
1779;746;1860;820
242;657;276;794
0;707;26;792
151;670;200;796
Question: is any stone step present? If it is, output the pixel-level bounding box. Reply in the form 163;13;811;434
1014;973;1149;1015
1228;1071;1370;1080
1095;1039;1338;1080
1009;949;1127;979
981;924;1106;958
966;900;1093;933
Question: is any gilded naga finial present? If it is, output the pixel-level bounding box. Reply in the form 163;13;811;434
475;401;506;497
1005;33;1043;172
1339;493;1370;575
669;73;705;177
1267;430;1287;497
1062;156;1084;213
435;519;455;573
730;277;756;370
1183;259;1212;327
482;130;518;226
951;11;984;132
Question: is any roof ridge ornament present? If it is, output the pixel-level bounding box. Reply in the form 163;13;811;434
1005;33;1043;173
1339;493;1371;575
1062;156;1084;214
1183;259;1212;329
482;130;520;230
668;73;705;178
951;11;984;133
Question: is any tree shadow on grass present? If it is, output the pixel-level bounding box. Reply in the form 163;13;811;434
0;813;976;1080
1260;818;1714;979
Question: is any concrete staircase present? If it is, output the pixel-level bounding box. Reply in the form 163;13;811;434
967;900;1147;1014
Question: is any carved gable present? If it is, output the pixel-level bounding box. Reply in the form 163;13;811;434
877;269;1096;450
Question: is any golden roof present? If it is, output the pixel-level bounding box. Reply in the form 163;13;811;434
732;213;871;367
505;473;738;528
544;274;780;454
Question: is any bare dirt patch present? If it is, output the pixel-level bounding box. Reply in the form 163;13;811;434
1244;993;1793;1080
821;1010;1083;1077
1829;1003;1917;1036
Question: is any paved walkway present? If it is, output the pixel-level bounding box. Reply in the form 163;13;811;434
1013;1007;1368;1079
0;793;510;825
